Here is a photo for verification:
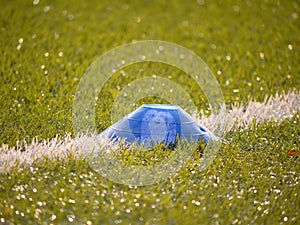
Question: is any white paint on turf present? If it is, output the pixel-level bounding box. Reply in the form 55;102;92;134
0;90;299;172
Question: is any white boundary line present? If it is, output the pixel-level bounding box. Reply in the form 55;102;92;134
0;90;299;172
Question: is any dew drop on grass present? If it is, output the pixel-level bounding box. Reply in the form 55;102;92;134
68;14;74;21
197;0;205;6
291;12;298;20
50;214;56;221
125;208;131;213
44;6;51;12
54;32;60;39
68;216;74;222
260;52;265;59
233;5;240;12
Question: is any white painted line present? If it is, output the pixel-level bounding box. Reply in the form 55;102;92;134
0;90;299;172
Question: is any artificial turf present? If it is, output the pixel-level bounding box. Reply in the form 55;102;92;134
0;0;299;224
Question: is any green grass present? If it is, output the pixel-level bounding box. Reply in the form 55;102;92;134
0;0;300;224
0;0;299;145
0;117;299;224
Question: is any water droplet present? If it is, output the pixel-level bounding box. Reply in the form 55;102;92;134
50;215;56;221
54;32;60;39
288;44;293;50
68;14;74;21
259;52;264;59
233;5;240;12
125;208;131;213
44;6;51;12
197;0;205;6
33;0;39;5
134;17;142;23
291;12;298;20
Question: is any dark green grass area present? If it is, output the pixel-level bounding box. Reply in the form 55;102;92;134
0;0;300;145
0;116;299;224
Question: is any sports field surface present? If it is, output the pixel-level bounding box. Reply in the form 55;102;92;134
0;0;299;224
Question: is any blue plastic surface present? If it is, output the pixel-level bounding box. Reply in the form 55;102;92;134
100;104;215;147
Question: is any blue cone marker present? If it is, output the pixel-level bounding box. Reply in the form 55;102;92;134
100;104;216;147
